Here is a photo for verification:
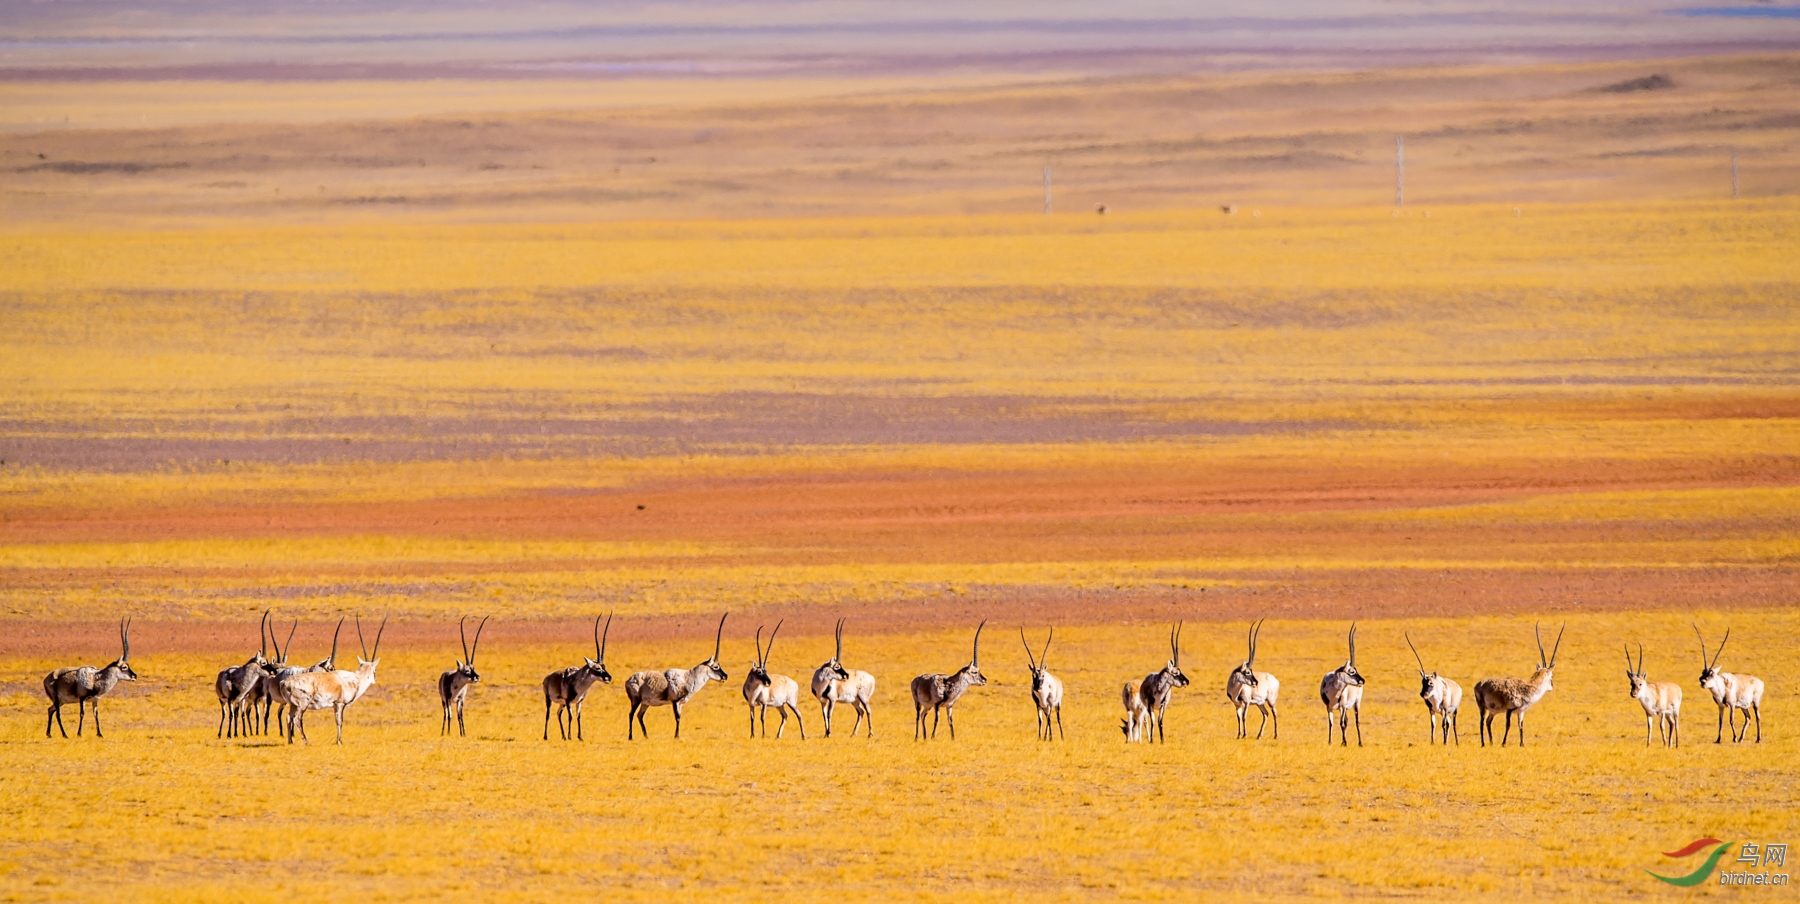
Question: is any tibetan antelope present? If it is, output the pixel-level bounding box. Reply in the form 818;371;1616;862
439;615;490;737
1406;633;1462;745
1694;624;1763;744
1473;622;1564;747
1625;642;1682;748
542;613;612;741
1021;628;1063;741
1126;622;1189;744
811;618;872;738
1120;681;1149;742
281;615;385;745
44;617;138;739
911;620;987;740
742;620;807;739
1319;622;1365;747
215;610;272;739
626;612;729;739
262;617;338;737
1226;619;1280;740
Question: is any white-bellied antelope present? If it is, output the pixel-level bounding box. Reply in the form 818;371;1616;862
742;620;807;739
542;613;612;741
281;615;385;745
439;615;489;737
1406;633;1462;745
1625;642;1681;747
1694;624;1763;744
1226;619;1280;740
1021;627;1063;741
1319;622;1365;747
215;610;272;739
262;617;337;738
626;612;729;739
1128;622;1189;744
44;617;138;739
1473;622;1563;747
1120;681;1149;742
911;620;988;740
812;618;872;738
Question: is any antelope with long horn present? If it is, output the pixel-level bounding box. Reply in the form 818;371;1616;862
1406;633;1462;745
1021;628;1064;741
1626;642;1682;748
742;620;807;739
215;610;272;739
911;620;987;740
626;612;729;739
440;615;490;737
44;617;138;739
1226;619;1280;740
262;617;337;737
1128;622;1189;744
1473;622;1563;747
281;615;386;745
811;618;872;738
542;613;612;741
1694;624;1763;744
1319;622;1365;747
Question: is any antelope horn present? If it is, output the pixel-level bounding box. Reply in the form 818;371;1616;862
260;609;270;657
1019;627;1036;670
1348;622;1357;667
283;619;298;662
1624;643;1635;673
1040;627;1053;670
357;615;369;661
1405;632;1427;676
1548;622;1565;668
767;619;783;663
1636;641;1645;677
470;615;489;664
835;618;845;659
1713;627;1730;668
599;611;612;663
1535;622;1547;668
121;616;130;660
329;617;343;666
1173;621;1183;666
1248;619;1261;667
459;615;471;663
713;612;727;661
371;615;387;660
972;619;985;666
754;625;765;666
1693;623;1708;668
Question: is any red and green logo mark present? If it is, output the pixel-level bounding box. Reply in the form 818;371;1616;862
1650;838;1733;886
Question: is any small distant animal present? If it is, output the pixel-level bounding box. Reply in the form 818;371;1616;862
45;617;138;739
1221;204;1236;214
911;621;988;740
1406;633;1462;745
1473;622;1564;747
625;612;730;739
742;620;807;739
811;618;873;738
1021;627;1064;741
1318;622;1365;747
1095;204;1108;215
1624;642;1681;748
439;615;490;737
1227;619;1280;739
542;613;612;741
1694;624;1763;744
1124;622;1188;744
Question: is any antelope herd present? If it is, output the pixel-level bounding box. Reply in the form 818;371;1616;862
38;614;1775;750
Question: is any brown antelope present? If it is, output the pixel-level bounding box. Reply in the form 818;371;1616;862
1473;622;1563;747
1406;633;1462;745
1694;624;1764;744
1120;681;1149;742
1129;622;1189;744
1625;642;1681;747
1021;628;1063;741
439;615;490;737
742;620;807;739
811;618;871;738
1226;619;1280;740
282;615;385;745
215;610;272;739
1319;622;1365;747
911;620;987;740
262;617;338;737
44;617;138;739
542;613;612;741
626;612;729;739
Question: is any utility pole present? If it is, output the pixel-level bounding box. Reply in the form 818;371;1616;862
1732;151;1739;200
1044;166;1052;214
1395;137;1404;208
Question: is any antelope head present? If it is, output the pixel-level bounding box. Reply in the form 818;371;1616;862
456;615;490;684
1405;632;1441;699
1165;621;1190;687
111;616;140;681
584;612;614;684
1533;621;1565;689
1625;642;1647;698
700;612;729;681
355;614;388;667
962;620;988;686
819;618;851;681
1020;627;1052;691
750;620;784;685
1232;619;1264;687
1339;622;1364;687
1693;623;1728;689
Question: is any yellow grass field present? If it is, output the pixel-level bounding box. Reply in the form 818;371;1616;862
2;54;1798;901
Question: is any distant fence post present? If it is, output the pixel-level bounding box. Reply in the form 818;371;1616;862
1395;137;1405;208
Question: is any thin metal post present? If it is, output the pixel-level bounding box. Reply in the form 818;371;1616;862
1044;166;1052;214
1395;137;1404;208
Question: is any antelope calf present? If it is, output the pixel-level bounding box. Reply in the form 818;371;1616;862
626;612;729;739
1473;622;1563;747
1226;619;1280;740
1694;624;1764;743
742;620;807;739
1021;628;1064;741
911;620;987;740
439;615;489;737
542;613;612;741
1126;623;1189;744
1625;643;1681;747
1406;633;1462;745
811;618;872;738
282;616;385;745
1120;681;1149;741
45;617;138;739
1318;622;1365;747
